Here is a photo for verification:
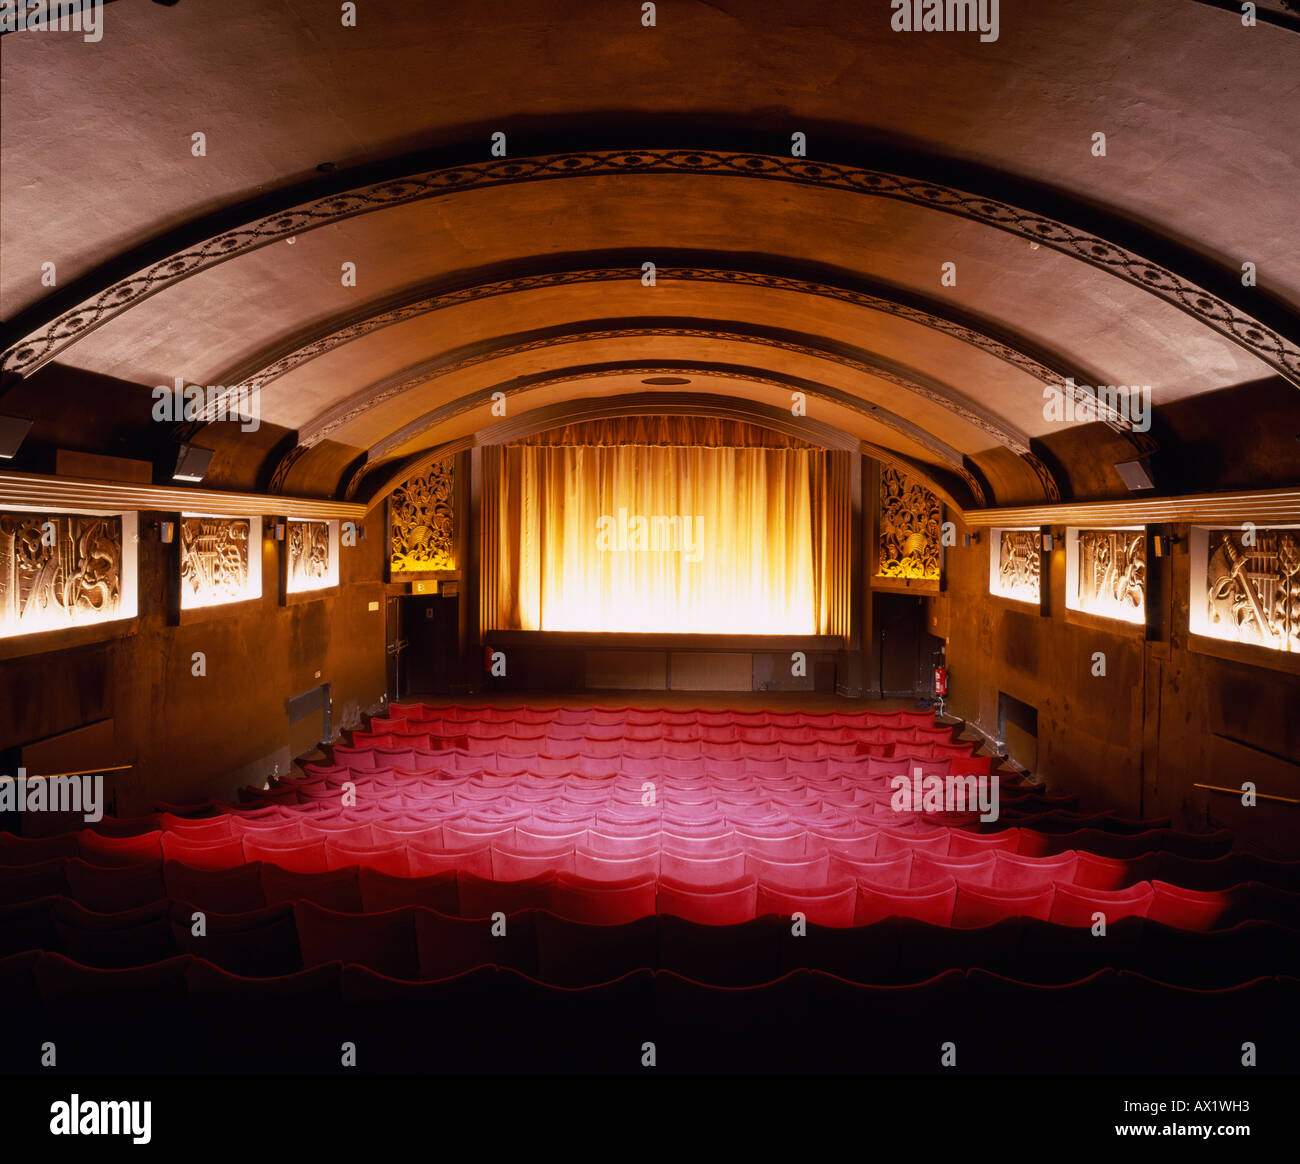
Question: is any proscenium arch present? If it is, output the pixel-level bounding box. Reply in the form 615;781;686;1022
4;143;1297;388
335;370;994;507
356;391;976;518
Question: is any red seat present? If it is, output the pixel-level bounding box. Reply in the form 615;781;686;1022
855;877;957;926
160;833;245;871
490;844;575;881
35;951;192;999
164;861;266;913
169;901;302;976
947;829;1021;857
875;828;950;857
357;868;458;913
1146;880;1230;931
0;858;68;905
260;865;362;912
458;872;558;918
993;850;1078;890
1049;881;1154;928
78;830;163;868
0;831;80;865
414;908;539;979
241;837;327;874
828;851;913;888
744;852;830;890
757;880;858;928
407;843;492;879
911;852;997;889
295;901;419;979
65;858;165;912
186;957;342;1000
324;839;411;877
549;873;657;925
574;845;659;882
952;883;1055;927
660;847;747;886
657;875;758;925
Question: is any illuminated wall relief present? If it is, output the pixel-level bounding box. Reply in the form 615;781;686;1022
876;466;940;580
1192;526;1299;653
390;460;455;574
286;519;338;593
990;528;1041;604
179;516;260;609
0;511;136;638
1067;528;1146;624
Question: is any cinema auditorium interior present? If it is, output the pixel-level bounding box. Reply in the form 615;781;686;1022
1;0;1298;1107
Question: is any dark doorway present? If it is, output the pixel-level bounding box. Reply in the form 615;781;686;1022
875;592;944;697
398;595;459;696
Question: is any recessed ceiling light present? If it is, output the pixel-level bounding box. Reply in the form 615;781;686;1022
641;376;691;386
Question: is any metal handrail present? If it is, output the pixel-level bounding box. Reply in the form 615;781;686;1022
1193;783;1299;805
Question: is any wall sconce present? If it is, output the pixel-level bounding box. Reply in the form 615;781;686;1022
1152;533;1181;558
272;519;286;541
157;520;175;544
963;532;981;548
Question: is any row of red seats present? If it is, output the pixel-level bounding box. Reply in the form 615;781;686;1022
7;889;1300;982
383;704;941;727
6;858;1297;933
1;822;1241;884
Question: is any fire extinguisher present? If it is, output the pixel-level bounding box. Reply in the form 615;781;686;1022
934;665;948;697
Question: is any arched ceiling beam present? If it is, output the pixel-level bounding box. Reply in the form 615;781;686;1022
271;318;1032;457
4;145;1296;390
196;255;1105;403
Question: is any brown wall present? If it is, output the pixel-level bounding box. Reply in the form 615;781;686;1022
937;521;1300;859
0;507;389;816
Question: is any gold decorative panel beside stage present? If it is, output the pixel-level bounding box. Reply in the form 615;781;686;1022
1192;526;1299;653
0;510;136;638
1066;528;1145;624
876;466;941;581
990;528;1041;605
180;516;260;609
286;519;338;593
390;461;455;574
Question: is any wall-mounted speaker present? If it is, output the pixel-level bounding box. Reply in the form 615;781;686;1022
0;415;33;460
173;443;214;482
1115;456;1155;491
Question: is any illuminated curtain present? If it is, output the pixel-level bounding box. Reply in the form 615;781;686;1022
483;430;849;636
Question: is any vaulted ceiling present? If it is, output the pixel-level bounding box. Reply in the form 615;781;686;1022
2;0;1297;512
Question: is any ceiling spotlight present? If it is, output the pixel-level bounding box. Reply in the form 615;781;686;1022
173;443;214;483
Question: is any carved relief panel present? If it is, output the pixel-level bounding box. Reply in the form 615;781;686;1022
990;528;1041;604
0;511;134;637
391;460;455;574
876;465;940;581
179;516;259;608
1193;526;1299;653
1067;528;1146;623
286;520;337;593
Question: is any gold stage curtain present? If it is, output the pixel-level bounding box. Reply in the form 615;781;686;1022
483;436;850;636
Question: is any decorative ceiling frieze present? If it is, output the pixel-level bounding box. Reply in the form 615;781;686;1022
4;149;1295;393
